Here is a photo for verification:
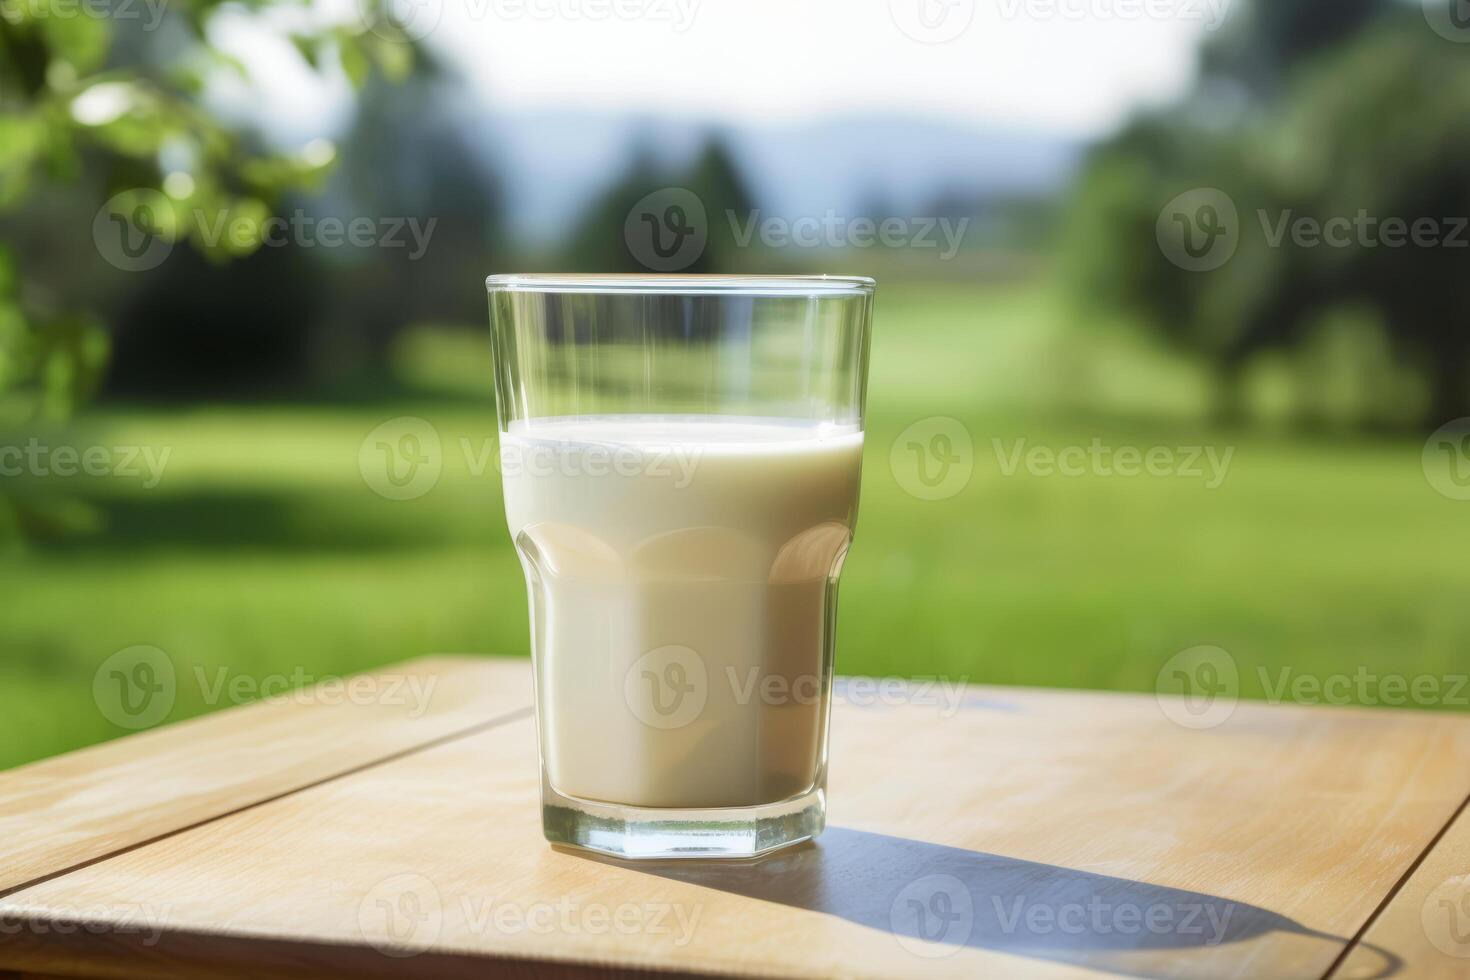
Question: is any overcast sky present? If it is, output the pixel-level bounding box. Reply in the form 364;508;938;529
435;0;1220;135
220;0;1224;142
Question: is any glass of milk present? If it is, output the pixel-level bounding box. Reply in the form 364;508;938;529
486;274;873;859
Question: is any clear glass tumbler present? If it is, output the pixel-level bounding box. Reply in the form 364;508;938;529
486;274;874;859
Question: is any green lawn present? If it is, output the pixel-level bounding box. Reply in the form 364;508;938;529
4;282;1467;770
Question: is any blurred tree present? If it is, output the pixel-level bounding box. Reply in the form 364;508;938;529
0;0;423;420
1066;1;1470;428
562;134;755;274
0;0;427;542
1199;0;1386;96
106;48;507;397
324;57;504;374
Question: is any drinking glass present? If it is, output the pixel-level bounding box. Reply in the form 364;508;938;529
486;274;874;859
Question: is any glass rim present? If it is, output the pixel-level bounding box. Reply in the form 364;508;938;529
485;273;875;297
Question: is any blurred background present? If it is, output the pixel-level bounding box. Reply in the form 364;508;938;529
3;0;1469;768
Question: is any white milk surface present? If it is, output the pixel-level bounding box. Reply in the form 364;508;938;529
501;415;864;808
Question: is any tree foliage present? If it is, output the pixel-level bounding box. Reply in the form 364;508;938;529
1066;0;1470;427
0;0;420;422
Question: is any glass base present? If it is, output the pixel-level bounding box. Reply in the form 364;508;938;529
541;778;825;860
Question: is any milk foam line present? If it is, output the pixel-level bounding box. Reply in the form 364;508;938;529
505;416;864;456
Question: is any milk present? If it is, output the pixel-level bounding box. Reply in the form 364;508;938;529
500;416;864;809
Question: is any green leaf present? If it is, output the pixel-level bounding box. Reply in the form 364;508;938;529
368;35;413;83
39;11;110;75
339;38;369;88
289;34;321;70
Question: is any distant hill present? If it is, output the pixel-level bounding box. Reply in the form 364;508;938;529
468;110;1082;246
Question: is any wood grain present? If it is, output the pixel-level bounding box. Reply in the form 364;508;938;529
1330;800;1470;979
3;659;1468;978
0;656;530;897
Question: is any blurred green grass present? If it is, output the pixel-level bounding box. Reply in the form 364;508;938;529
4;281;1467;770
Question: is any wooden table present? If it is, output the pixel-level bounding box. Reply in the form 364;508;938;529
3;656;1468;979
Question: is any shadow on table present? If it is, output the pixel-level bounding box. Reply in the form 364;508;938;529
574;827;1400;979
